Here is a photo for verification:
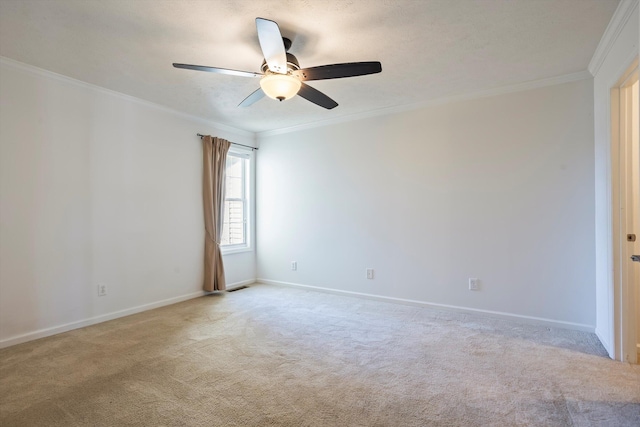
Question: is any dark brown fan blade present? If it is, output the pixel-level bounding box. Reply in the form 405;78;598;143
238;88;266;107
292;62;381;81
297;83;338;109
173;63;262;78
255;18;287;74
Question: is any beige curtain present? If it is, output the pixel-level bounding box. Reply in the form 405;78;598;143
202;135;231;291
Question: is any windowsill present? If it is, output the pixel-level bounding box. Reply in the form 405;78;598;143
221;246;252;256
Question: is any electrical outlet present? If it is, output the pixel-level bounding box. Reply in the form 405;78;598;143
469;278;479;291
366;268;374;279
98;284;107;297
291;261;297;271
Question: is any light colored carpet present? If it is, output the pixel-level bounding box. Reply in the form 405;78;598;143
1;283;639;426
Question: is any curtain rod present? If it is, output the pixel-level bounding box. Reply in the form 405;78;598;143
197;134;258;150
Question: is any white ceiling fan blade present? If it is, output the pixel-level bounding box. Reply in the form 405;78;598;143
256;18;287;74
238;88;266;107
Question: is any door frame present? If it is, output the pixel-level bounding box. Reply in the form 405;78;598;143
610;58;639;363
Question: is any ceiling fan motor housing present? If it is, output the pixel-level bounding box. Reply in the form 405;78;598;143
261;53;300;74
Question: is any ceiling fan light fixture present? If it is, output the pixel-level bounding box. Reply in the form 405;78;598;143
260;74;301;101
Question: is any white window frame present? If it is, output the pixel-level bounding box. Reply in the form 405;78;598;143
221;146;252;255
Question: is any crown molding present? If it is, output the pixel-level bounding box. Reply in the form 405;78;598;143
0;55;593;142
0;56;256;141
588;0;639;77
257;70;592;138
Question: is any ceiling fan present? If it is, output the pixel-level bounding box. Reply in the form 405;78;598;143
173;18;382;110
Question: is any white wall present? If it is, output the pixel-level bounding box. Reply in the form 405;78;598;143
257;79;596;329
592;0;639;357
0;58;256;347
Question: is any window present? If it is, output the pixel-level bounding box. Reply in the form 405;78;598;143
221;150;251;252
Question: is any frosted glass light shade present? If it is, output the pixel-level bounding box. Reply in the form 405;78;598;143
260;74;301;101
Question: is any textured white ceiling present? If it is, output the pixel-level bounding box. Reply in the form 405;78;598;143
0;0;618;133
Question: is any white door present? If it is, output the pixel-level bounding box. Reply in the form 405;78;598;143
630;78;640;361
619;70;639;363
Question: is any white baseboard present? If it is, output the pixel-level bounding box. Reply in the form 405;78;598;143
595;327;613;358
1;278;260;349
257;278;595;333
1;277;594;349
0;290;210;349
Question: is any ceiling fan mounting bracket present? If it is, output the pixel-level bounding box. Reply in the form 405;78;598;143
282;37;292;52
